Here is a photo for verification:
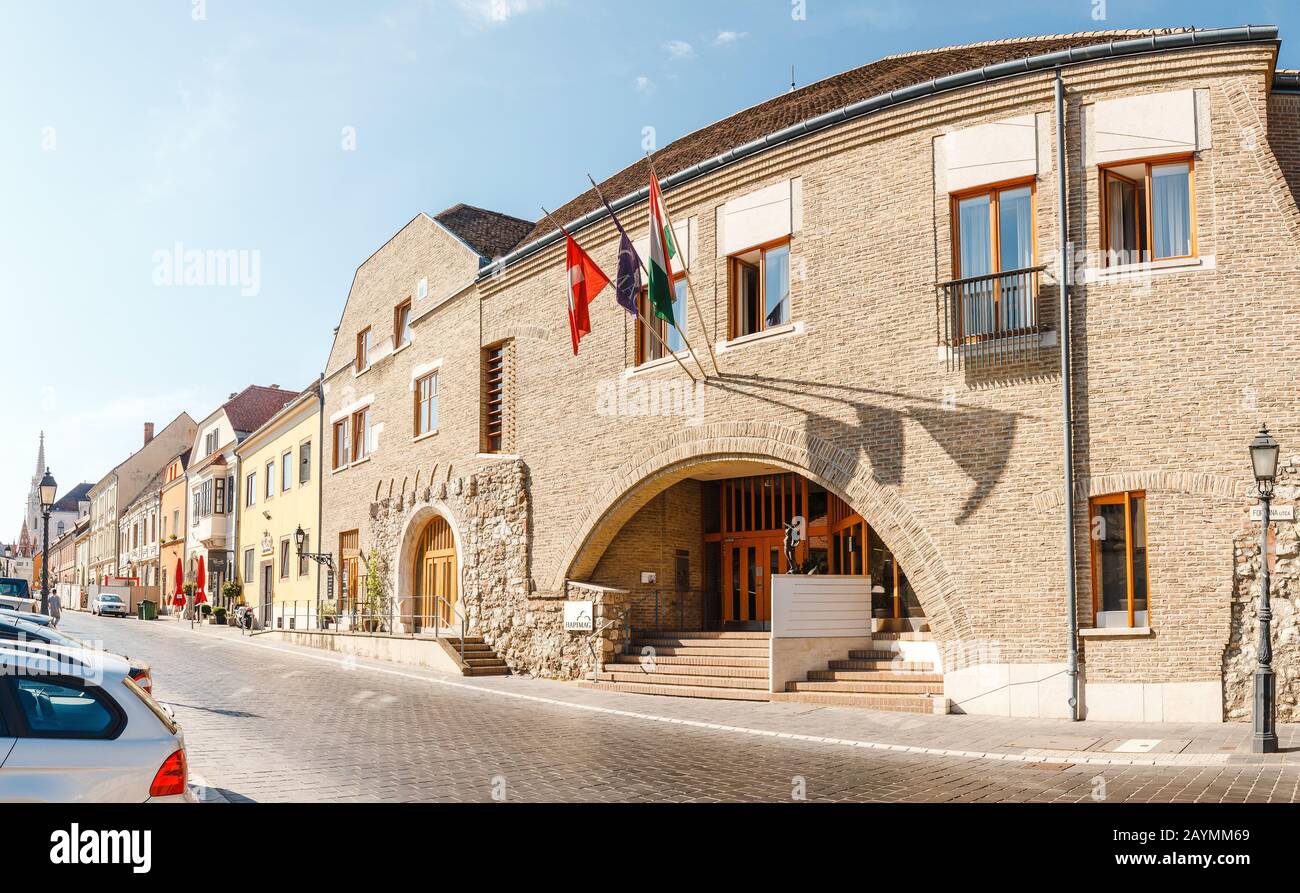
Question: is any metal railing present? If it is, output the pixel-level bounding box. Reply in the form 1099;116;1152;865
236;599;469;662
621;588;713;648
938;265;1045;372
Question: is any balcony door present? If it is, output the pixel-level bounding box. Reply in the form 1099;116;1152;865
953;181;1035;338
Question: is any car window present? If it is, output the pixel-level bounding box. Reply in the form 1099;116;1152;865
0;581;29;596
100;595;123;603
14;678;119;738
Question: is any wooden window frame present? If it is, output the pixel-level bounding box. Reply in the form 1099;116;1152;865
299;439;312;484
356;326;372;372
483;345;506;454
264;461;275;499
1088;490;1151;629
727;238;792;341
414;371;438;437
1098;154;1196;266
949;177;1038;280
634;275;687;366
281;451;292;492
279;538;291;580
394;299;412;349
332;420;350;470
351;407;371;462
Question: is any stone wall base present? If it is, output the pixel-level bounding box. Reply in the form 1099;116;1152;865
1082;680;1222;723
261;629;465;676
944;662;1073;718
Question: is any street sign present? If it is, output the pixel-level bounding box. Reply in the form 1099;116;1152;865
563;600;594;632
1250;505;1295;521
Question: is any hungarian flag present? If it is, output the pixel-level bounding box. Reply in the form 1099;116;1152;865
564;231;611;355
647;174;678;327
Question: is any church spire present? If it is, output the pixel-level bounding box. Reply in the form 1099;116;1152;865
34;431;45;483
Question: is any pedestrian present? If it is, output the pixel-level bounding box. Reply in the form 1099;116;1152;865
48;589;62;627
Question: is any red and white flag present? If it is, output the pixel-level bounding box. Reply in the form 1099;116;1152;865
564;231;611;355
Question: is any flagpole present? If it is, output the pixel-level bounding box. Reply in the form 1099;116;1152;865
542;206;697;382
585;173;709;379
644;154;721;376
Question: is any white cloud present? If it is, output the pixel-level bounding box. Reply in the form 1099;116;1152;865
713;30;747;47
634;75;653;93
457;0;546;24
663;39;694;59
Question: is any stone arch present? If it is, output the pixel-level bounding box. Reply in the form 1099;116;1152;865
548;421;971;640
1031;469;1249;515
392;500;467;628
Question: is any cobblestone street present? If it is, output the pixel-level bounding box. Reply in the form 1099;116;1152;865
56;612;1300;804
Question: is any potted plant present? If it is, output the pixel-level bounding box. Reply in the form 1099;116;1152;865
222;580;242;603
319;599;338;629
213;605;228;625
199;602;213;619
362;553;387;633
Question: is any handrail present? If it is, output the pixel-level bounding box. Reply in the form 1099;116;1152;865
938;263;1046;288
586;606;630;679
937;265;1046;372
431;594;468;665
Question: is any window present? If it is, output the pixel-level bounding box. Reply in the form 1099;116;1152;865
265;461;274;498
244;548;254;583
636;277;688;364
279;538;290;579
297;531;310;577
332;420;350;469
394;299;412;348
246;472;256;507
282;452;292;492
356;326;372;372
204;431;217;456
729;241;790;339
299;441;312;484
172;510;179;537
12;677;120;739
1089;491;1149;629
1100;157;1194;265
415;372;439;436
214;477;226;514
483;345;506;453
352;408;371;461
951;181;1036;337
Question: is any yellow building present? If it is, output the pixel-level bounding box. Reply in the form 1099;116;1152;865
234;382;322;628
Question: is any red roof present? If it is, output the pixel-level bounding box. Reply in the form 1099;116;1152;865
222;385;301;435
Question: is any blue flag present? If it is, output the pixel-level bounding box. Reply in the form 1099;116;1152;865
594;186;641;316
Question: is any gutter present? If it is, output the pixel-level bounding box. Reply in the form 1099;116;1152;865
481;24;1278;279
1275;70;1300;93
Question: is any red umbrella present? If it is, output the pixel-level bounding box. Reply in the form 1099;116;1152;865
195;554;207;604
172;557;185;606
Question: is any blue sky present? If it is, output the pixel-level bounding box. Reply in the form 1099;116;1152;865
2;0;1297;539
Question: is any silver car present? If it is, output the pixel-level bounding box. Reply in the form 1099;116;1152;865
0;644;194;802
90;593;129;617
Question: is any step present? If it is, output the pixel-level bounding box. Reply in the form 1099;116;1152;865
580;680;770;702
465;665;509;677
770;690;940;713
632;637;770;650
867;631;933;642
628;645;771;659
464;657;508;668
597;671;768;691
608;659;768;679
444;636;485;646
612;653;769;669
807;669;944;684
846;650;906;661
787;679;942;695
829;659;935;672
874;618;931;633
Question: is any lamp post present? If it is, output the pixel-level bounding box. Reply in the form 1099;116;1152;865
38;468;57;615
295;525;335;629
1248;424;1281;754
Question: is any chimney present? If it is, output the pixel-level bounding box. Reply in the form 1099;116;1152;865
143;422;155;446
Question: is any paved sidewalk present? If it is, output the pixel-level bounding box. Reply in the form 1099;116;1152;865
148;616;1298;769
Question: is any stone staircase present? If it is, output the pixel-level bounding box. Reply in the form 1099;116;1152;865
445;636;509;677
773;622;946;714
585;631;771;701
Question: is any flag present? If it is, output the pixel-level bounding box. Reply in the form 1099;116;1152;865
647;174;677;327
593;189;641;316
564;232;611;355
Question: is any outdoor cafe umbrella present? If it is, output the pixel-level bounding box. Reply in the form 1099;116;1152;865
195;554;207;604
171;557;185;606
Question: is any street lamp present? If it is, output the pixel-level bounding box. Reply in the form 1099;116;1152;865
38;468;57;615
295;525;335;629
1248;424;1280;754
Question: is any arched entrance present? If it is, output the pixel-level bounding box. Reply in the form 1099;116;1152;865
411;516;457;633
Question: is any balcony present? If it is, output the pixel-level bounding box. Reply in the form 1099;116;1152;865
938;265;1046;372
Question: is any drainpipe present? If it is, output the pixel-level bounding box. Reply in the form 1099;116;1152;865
316;372;325;611
1055;69;1080;721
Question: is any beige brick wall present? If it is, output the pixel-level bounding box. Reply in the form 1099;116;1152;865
322;43;1300;699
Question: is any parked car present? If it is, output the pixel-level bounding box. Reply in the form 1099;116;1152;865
0;607;53;627
90;592;129;617
0;578;38;614
0;614;154;693
0;644;193;802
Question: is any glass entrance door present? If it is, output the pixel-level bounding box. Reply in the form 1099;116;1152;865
721;536;781;627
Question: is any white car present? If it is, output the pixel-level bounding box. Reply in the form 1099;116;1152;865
0;644;194;802
0;578;38;614
90;592;129;617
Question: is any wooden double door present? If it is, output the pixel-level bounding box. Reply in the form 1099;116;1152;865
721;535;785;626
413;517;458;633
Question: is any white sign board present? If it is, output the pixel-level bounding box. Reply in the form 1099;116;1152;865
1251;505;1295;521
563;600;594;632
771;575;872;638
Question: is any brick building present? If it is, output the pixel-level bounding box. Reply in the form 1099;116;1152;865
321;26;1300;723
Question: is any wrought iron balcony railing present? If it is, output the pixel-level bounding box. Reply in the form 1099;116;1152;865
938;265;1046;372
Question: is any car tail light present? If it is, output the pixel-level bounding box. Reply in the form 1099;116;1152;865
130;668;153;693
150;749;188;797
